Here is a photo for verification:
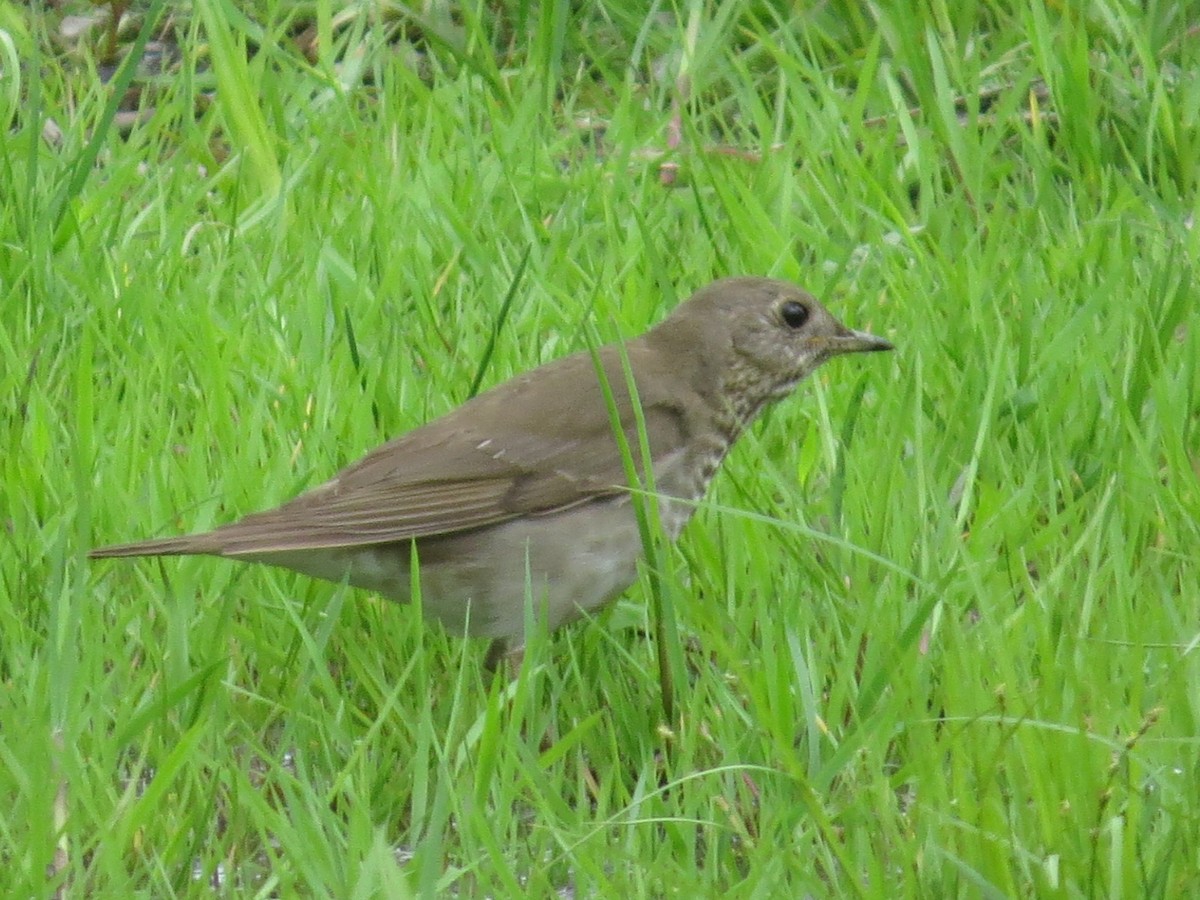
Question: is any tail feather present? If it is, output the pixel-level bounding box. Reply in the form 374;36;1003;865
89;534;222;558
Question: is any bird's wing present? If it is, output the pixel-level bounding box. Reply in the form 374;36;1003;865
199;348;692;555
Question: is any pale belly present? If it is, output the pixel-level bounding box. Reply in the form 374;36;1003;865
248;495;691;641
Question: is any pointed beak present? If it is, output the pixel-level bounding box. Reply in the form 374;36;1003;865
828;329;894;356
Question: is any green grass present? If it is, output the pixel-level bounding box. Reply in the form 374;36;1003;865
3;0;1199;895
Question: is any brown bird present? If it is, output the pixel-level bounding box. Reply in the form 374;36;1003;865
91;277;891;663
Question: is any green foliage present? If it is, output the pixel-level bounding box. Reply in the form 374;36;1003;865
2;0;1197;895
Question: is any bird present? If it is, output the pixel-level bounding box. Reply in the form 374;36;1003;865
91;276;892;664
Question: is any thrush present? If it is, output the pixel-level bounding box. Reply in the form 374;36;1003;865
91;276;892;660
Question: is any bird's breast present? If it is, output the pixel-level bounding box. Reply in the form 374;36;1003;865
651;435;731;539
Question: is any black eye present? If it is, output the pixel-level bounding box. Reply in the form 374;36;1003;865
779;300;809;329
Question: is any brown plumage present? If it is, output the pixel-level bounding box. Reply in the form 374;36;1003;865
91;277;891;650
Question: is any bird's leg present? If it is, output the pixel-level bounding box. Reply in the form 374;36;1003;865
483;638;524;674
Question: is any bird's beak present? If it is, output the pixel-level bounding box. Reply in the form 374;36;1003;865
827;329;894;355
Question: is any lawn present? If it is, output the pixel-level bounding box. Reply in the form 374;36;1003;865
2;0;1198;895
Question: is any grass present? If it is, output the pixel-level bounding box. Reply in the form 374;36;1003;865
2;0;1198;895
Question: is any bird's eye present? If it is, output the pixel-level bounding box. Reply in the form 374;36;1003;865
779;300;809;329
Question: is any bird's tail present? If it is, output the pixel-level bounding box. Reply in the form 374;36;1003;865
89;534;222;559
